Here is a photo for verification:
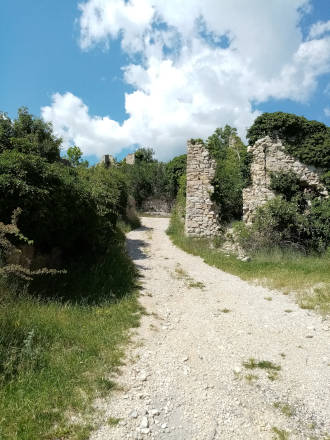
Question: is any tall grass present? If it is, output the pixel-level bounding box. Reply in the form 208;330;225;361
167;212;330;316
0;233;142;439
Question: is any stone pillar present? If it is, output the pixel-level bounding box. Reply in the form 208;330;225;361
185;140;221;237
125;153;135;165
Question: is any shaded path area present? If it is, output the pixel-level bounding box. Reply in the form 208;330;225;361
91;217;329;440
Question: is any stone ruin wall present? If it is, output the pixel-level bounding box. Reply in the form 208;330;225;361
243;136;328;223
185;141;221;237
125;153;135;165
185;135;328;237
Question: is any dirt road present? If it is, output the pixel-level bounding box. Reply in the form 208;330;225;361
91;217;329;440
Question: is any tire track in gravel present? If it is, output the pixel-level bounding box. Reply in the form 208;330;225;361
90;217;330;440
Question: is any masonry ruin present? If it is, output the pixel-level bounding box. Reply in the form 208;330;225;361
185;135;328;237
125;153;135;165
184;140;221;237
100;154;115;168
242;136;328;223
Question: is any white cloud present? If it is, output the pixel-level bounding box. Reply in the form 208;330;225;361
41;92;133;156
309;20;330;39
324;107;330;118
42;0;330;160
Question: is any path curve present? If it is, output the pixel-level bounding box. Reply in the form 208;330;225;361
91;217;329;440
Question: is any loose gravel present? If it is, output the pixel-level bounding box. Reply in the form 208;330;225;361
90;217;330;440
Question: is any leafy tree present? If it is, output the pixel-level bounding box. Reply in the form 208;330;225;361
0;107;129;265
134;147;155;163
66;145;83;167
123;160;170;208
246;112;330;169
206;125;251;222
6;107;62;162
67;145;82;166
166;154;187;198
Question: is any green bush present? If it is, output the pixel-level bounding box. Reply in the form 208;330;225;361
235;196;330;254
120;148;172;208
206;125;251;222
0;108;130;267
0;108;61;162
247;112;330;169
166;154;187;198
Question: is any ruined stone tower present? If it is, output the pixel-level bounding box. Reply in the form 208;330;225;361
243;136;328;223
185;140;221;237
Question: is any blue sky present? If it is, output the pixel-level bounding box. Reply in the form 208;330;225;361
1;0;330;162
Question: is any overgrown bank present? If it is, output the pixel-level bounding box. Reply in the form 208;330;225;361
0;108;143;439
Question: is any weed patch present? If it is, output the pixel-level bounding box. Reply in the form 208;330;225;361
0;244;142;440
272;427;290;440
243;358;281;371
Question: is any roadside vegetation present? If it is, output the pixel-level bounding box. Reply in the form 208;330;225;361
0;108;143;439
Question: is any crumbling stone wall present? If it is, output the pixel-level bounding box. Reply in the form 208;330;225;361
185;141;221;237
141;197;174;214
100;154;115;167
125;153;135;165
243;136;328;223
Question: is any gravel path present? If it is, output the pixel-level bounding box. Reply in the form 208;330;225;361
91;217;330;440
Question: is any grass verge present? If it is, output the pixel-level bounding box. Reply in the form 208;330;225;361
0;233;142;440
167;212;330;316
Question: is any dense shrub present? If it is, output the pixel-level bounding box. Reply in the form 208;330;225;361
269;171;309;201
0;108;129;266
0;108;61;162
166;154;187;198
246;112;330;169
235;196;330;254
206;125;251;222
121;148;173;208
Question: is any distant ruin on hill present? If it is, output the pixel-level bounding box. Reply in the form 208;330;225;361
98;152;135;167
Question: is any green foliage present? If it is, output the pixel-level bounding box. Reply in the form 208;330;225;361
0;107;61;162
134;147;155;163
121;148;172;208
166;174;186;237
166;154;187;198
0;107;144;438
0;150;100;259
206;125;251;222
0;208;66;282
235;196;330;253
66;145;83;167
247;112;330;169
269;171;309;201
189;138;204;145
0;244;141;439
0;107;130;265
321;171;330;192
